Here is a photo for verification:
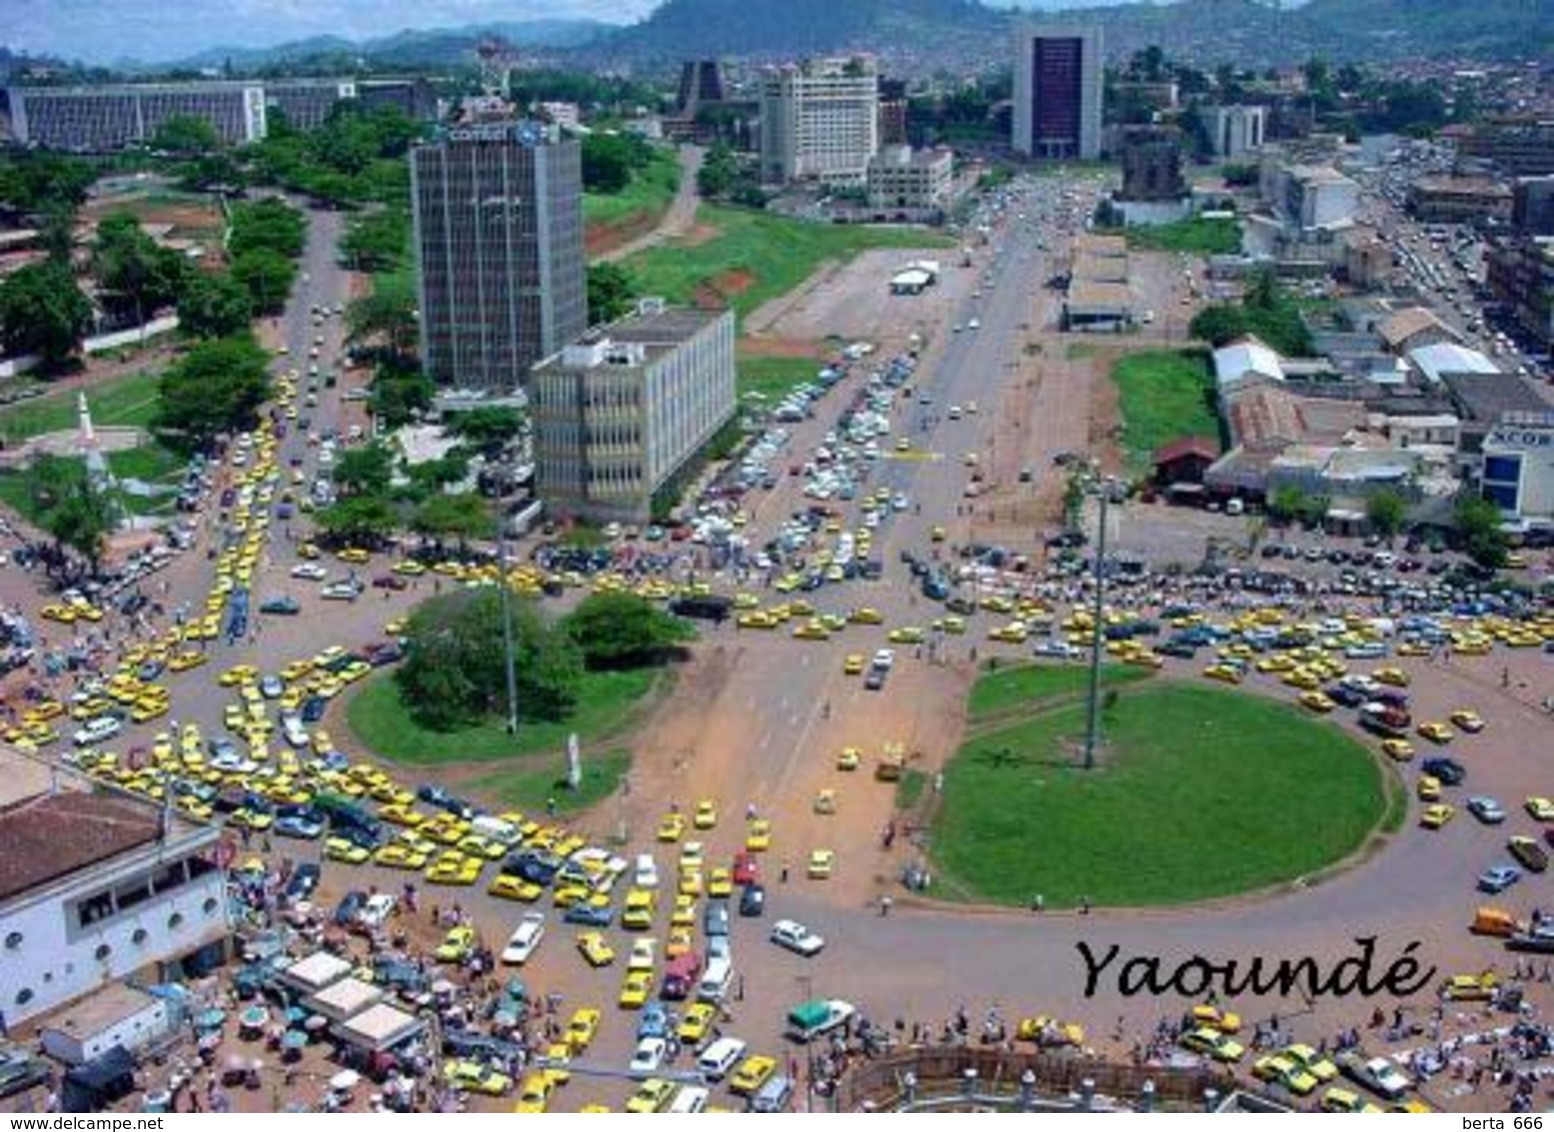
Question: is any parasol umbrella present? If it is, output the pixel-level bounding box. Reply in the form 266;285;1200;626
282;1030;309;1050
329;1069;362;1091
304;1014;328;1032
430;979;455;995
197;1008;227;1030
198;1032;223;1052
284;1006;308;1025
239;1005;269;1030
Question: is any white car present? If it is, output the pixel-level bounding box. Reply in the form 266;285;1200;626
634;853;660;889
73;717;122;747
628;1036;668;1076
320;581;361;601
967;318;981;330
360;893;398;930
290;563;328;581
872;648;896;671
770;919;826;957
500;912;546;965
1032;638;1083;660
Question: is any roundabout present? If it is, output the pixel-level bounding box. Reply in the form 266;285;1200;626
928;676;1400;909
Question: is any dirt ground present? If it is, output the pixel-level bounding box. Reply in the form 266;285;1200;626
82;190;228;265
748;248;978;346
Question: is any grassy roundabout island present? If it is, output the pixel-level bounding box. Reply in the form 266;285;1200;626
930;671;1400;909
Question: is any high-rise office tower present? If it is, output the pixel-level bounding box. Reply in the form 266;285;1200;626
759;56;880;186
410;121;586;390
1011;23;1103;162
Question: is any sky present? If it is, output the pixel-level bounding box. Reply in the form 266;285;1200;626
8;0;661;65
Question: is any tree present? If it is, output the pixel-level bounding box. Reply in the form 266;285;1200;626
228;198;306;260
0;262;93;369
231;248;297;315
1188;304;1250;348
448;407;524;456
340;209;409;273
411;492;492;543
177;270;252;338
333;442;395;498
346;275;417;356
1268;485;1308;526
587;262;636;326
155;334;271;449
92;212;186;324
25;455;114;570
39;203;75;265
1366;489;1407;541
1455;495;1508;569
395;590;582;730
697;142;739;198
563;592;693;670
581;133;636;194
313;494;399;547
149;114;222;155
370;365;434;429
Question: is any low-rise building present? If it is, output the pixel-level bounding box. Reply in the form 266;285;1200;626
1377;307;1462;356
1458;118;1554;177
1480;411;1554;523
1202;104;1266;160
1513;177;1554;236
40;984;173;1067
0;752;230;1026
531;300;736;523
1406;173;1512;225
1406;342;1500;387
1485;235;1554;352
865;145;954;220
1282;164;1358;233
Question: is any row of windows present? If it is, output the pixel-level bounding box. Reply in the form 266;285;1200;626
72;855;218;934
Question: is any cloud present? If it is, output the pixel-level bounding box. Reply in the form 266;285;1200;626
9;0;661;64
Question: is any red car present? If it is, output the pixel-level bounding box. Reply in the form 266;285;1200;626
732;850;759;887
371;574;408;591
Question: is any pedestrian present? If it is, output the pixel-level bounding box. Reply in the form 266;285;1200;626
781;862;790;884
1080;895;1091;915
1032;894;1044;913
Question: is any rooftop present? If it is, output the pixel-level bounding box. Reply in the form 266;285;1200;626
1225;384;1366;450
1213;336;1285;391
536;302;728;374
1407;342;1500;385
0;788;163;904
1073;251;1128;283
1377;306;1458;351
1066;279;1132;312
40;984;159;1040
1073;233;1127;258
1443;371;1551;423
1411;174;1512;198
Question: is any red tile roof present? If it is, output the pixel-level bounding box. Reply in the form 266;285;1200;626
1151;436;1220;466
0;792;161;902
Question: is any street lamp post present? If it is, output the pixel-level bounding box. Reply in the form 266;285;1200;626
1082;486;1110;771
497;533;520;734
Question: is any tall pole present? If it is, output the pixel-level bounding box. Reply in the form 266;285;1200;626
1083;487;1109;771
498;533;520;734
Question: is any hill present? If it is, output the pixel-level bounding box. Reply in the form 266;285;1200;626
1298;0;1554;60
601;0;1004;62
160;19;609;72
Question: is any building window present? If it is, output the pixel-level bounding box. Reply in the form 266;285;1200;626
4;931;21;949
168;912;185;930
75;891;115;929
203;897;220;916
1483;454;1522;484
132;928;149;945
15;988;32;1006
1484;482;1520;511
94;943;112;961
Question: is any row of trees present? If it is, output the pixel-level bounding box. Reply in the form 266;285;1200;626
1268;485;1508;569
696;142;766;209
246;104;419;209
154;334;273;452
396;589;692;731
581;132;656;195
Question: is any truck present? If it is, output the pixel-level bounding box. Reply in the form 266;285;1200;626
669;595;733;623
785;999;855;1043
505;498;544;538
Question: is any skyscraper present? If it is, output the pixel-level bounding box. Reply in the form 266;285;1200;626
410;121;586;390
759;56;880;186
1011;23;1103;162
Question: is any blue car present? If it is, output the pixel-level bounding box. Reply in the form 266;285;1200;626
260;597;301;615
1479;865;1522;894
637;1001;670;1041
562;903;614;928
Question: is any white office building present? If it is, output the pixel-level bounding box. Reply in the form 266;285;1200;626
759;57;880;186
866;146;954;215
1204;105;1267;160
0;756;229;1026
531;301;736;523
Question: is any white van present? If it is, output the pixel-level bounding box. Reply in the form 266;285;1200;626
750;1075;795;1113
696;1037;747;1081
697;954;734;1003
669;1086;709;1113
471;815;520;846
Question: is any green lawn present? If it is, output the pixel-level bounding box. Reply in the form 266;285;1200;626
1109;349;1220;473
345;667;666;767
896;768;928;811
0;441;184;522
967;661;1154;723
584;151;682;231
1124;217;1243;256
469;749;631;817
737;355;828;402
0;370;163;445
622;204;952;323
931;683;1388;908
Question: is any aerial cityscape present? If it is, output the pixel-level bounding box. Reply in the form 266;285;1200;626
1;0;1553;1116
